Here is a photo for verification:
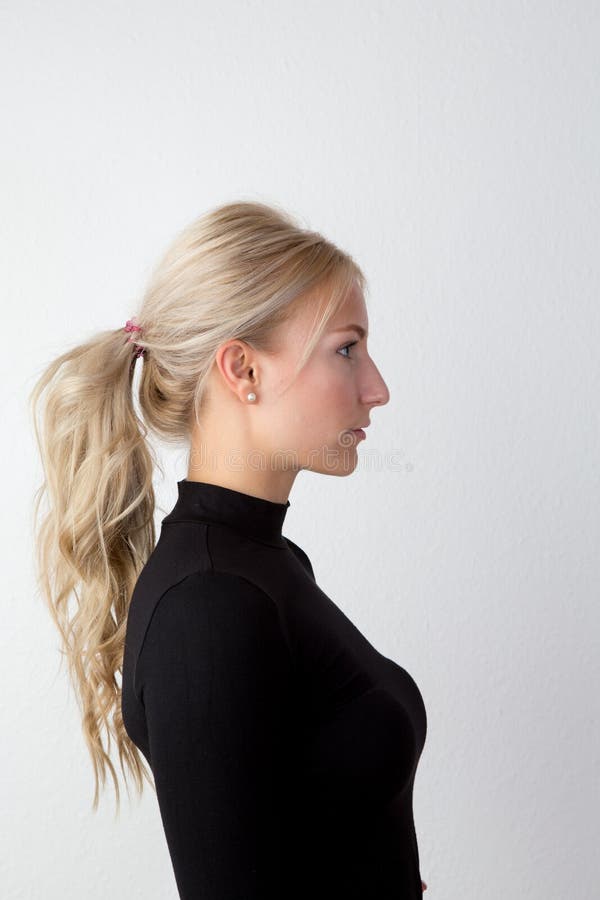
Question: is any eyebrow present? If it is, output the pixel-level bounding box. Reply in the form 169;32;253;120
331;324;368;339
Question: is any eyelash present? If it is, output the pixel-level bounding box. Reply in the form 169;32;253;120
338;341;358;359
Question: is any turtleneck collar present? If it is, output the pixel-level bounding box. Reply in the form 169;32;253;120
162;479;291;547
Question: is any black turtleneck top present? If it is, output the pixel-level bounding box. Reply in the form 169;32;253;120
122;479;427;899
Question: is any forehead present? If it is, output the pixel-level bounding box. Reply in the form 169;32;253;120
326;281;368;332
276;277;368;347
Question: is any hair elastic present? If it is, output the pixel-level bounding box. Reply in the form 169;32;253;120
124;319;145;358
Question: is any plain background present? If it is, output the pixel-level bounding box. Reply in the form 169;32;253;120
2;1;598;897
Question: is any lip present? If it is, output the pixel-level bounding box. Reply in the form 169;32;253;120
350;428;366;440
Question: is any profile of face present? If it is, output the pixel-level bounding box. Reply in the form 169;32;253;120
202;278;390;481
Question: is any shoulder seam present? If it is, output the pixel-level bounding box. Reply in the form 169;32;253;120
137;568;296;684
132;568;203;702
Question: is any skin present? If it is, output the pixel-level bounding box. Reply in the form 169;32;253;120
186;277;390;503
187;281;428;894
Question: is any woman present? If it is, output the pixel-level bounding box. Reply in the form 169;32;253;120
30;200;428;898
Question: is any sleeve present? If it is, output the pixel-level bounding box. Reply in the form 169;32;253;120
136;570;295;900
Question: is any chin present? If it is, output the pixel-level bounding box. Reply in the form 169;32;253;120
303;445;359;476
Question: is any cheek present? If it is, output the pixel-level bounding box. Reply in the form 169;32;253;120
266;358;353;440
306;357;347;394
295;367;352;430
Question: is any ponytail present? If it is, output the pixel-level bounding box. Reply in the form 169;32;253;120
29;325;156;812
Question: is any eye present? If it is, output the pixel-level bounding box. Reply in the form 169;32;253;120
337;341;358;359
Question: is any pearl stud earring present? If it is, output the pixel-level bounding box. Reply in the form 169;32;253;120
247;392;256;402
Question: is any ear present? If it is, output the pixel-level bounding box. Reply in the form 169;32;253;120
214;339;259;402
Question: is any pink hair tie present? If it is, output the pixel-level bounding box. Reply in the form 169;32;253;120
124;318;145;358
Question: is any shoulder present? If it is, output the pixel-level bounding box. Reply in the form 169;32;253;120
158;568;277;616
137;570;291;680
284;537;315;581
136;571;296;768
144;569;281;640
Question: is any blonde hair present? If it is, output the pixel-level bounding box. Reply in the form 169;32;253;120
29;199;366;813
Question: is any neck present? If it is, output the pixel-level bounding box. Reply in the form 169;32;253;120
187;452;298;506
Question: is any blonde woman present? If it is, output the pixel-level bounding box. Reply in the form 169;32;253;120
30;201;428;898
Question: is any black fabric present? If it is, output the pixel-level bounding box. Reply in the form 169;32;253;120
122;479;427;899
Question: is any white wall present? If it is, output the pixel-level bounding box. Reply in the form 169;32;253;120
2;1;598;897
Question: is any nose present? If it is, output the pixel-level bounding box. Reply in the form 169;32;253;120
365;359;390;408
